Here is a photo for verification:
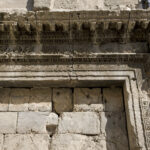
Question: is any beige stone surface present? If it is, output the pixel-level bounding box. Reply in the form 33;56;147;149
0;0;139;11
74;88;102;105
34;0;50;10
53;88;73;114
0;0;29;9
29;88;52;112
9;88;30;112
74;104;103;112
17;112;58;134
53;0;104;10
100;112;129;148
74;88;103;112
58;112;100;135
0;134;3;150
3;134;50;150
0;88;10;111
0;112;17;134
51;134;95;150
51;134;118;150
103;87;124;112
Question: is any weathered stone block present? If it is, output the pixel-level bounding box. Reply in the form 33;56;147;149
58;112;100;135
0;112;17;133
53;0;104;10
0;134;3;150
74;88;102;105
17;112;58;134
51;134;95;150
34;0;50;11
3;134;50;150
0;88;10;111
9;88;30;112
29;88;52;112
74;88;103;112
53;88;73;114
103;87;124;112
100;112;129;147
0;0;29;9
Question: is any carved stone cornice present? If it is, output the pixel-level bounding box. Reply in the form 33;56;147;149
0;10;150;45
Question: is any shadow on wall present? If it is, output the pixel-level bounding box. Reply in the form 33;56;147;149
26;0;34;11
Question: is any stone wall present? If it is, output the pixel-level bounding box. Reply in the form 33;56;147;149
0;87;129;150
0;0;141;11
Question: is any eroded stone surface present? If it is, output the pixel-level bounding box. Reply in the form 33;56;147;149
29;88;52;112
17;112;58;134
100;112;129;148
53;0;104;10
34;0;50;11
58;112;100;135
9;88;30;112
3;134;50;150
74;88;102;105
0;112;17;133
103;87;124;112
51;134;95;150
0;134;3;150
74;88;103;112
53;88;73;114
0;88;10;111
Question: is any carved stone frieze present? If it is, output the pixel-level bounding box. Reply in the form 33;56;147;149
0;10;150;53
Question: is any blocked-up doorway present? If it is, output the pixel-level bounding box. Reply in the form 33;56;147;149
0;87;129;150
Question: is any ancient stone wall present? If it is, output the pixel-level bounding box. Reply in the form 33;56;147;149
0;87;129;150
0;0;142;11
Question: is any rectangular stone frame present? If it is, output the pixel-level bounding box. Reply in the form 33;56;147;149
0;68;146;150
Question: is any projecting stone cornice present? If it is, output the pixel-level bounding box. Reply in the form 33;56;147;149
0;10;150;54
0;10;150;32
0;10;150;39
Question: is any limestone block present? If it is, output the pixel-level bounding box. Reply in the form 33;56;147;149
0;0;29;9
105;0;139;7
53;88;73;114
3;134;50;150
9;88;30;112
51;134;117;150
53;0;104;10
51;134;95;150
0;134;3;150
74;88;103;112
17;112;58;134
58;112;100;135
0;88;10;111
34;0;50;11
103;88;124;112
100;112;129;148
29;88;52;112
0;112;17;133
74;88;102;105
